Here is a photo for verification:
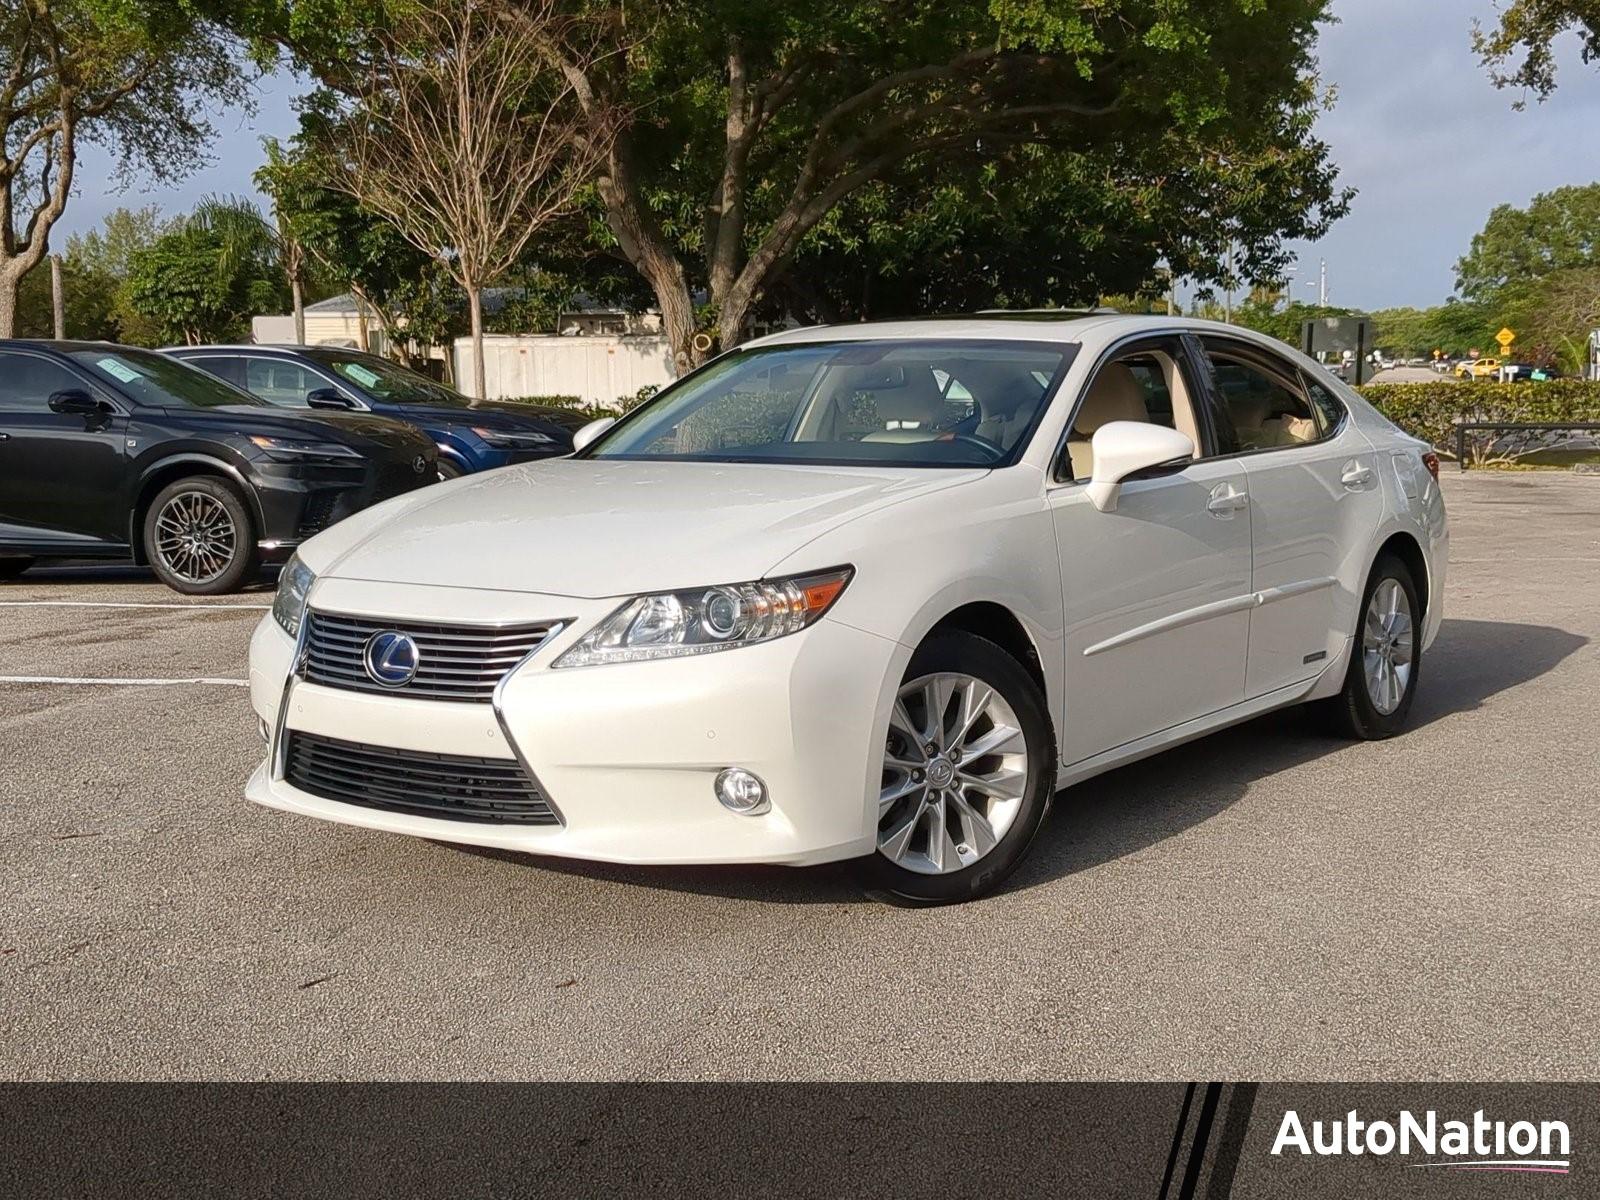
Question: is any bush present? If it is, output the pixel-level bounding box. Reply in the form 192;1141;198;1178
496;394;585;409
1355;379;1600;460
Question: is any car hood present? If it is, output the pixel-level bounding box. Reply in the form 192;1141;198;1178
315;458;987;597
176;406;433;455
383;401;588;435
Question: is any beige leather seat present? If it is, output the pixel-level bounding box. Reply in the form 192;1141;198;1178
1067;363;1149;479
859;368;949;442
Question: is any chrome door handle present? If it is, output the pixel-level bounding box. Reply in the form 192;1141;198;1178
1341;461;1375;489
0;432;9;440
1207;484;1249;515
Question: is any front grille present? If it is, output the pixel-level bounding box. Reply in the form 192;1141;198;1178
303;611;558;702
284;731;558;825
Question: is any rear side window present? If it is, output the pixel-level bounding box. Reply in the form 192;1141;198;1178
184;355;245;389
0;352;85;412
1198;340;1323;452
245;358;319;407
1301;373;1347;435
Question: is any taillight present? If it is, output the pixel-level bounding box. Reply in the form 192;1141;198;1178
1421;452;1440;481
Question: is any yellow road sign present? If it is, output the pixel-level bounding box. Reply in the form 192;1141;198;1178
1496;327;1516;352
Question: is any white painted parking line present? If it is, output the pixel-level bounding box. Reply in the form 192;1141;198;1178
0;674;248;687
0;600;270;611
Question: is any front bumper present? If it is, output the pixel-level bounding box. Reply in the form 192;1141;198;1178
245;578;902;866
250;454;437;557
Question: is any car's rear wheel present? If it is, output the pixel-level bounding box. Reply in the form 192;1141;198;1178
862;631;1055;904
143;477;258;595
1323;554;1421;739
437;459;465;481
0;556;34;579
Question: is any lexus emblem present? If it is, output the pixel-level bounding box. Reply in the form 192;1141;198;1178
363;631;420;687
413;455;428;474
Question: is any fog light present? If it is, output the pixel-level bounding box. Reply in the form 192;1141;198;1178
715;767;769;815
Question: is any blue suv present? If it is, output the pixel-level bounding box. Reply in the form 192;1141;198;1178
167;345;585;477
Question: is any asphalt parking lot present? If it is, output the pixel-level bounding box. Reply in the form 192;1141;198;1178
2;471;1597;1081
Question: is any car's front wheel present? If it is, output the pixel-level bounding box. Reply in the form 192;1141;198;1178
862;631;1055;904
143;477;259;595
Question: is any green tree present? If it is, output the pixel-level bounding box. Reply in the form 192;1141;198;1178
1232;299;1355;347
1474;0;1600;99
0;0;252;334
256;128;464;364
242;0;1350;373
125;215;288;344
1455;184;1600;302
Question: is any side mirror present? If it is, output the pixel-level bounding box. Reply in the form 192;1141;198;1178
306;387;357;411
572;416;615;452
1085;421;1195;513
48;388;103;416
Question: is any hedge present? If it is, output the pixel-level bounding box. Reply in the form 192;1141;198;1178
1355;379;1600;458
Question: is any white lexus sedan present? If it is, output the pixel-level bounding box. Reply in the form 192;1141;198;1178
247;316;1446;903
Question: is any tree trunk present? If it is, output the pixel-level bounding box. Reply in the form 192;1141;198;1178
468;284;486;404
291;278;305;344
51;255;65;339
0;275;16;338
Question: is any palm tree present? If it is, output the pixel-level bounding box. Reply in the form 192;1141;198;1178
190;193;309;343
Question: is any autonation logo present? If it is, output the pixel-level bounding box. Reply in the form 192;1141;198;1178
1272;1109;1571;1175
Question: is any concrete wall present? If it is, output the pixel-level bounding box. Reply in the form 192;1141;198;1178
454;334;676;403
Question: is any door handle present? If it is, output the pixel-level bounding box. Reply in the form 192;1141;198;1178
1207;484;1249;515
0;432;9;440
1341;461;1375;489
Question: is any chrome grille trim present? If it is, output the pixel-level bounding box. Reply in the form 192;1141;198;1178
302;610;560;702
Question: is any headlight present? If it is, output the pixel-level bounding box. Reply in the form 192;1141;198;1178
272;554;316;637
472;426;556;448
553;567;853;668
248;434;363;463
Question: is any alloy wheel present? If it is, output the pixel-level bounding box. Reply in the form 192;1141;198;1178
1362;577;1414;716
153;491;238;586
878;672;1029;875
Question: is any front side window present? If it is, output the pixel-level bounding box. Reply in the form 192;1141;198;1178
0;353;86;412
1059;342;1206;481
66;347;265;408
1199;340;1322;451
306;349;461;405
585;339;1074;468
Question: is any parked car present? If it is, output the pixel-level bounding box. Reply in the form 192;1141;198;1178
1499;363;1562;382
0;341;438;594
1454;357;1499;380
166;345;584;477
247;315;1446;903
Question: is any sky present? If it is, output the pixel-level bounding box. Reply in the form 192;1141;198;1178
55;0;1600;313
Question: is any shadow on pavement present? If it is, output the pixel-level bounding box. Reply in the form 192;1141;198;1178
436;616;1588;906
1;561;280;593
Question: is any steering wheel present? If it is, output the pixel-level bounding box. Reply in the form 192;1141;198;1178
947;432;1004;459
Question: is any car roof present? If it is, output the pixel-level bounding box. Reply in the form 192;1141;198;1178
740;313;1293;352
0;338;130;354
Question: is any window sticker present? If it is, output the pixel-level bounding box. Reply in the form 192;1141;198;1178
340;363;381;387
97;357;143;384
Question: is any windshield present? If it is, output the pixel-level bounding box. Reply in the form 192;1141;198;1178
67;347;266;408
306;348;465;405
584;339;1075;468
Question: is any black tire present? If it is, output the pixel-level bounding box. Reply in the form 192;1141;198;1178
142;476;259;595
860;630;1056;905
1322;554;1422;740
0;556;34;579
437;459;466;481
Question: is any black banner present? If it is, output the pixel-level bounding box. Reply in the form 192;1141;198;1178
0;1084;1592;1198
